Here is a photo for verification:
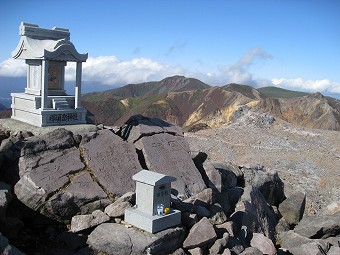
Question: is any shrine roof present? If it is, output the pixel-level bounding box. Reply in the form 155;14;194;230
12;22;88;62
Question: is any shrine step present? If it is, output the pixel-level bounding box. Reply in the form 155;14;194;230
52;98;71;109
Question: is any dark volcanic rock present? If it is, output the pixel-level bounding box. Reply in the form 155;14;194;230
119;115;183;143
70;210;110;233
135;133;205;198
240;165;285;206
209;162;239;190
15;147;85;211
14;128;142;222
294;211;340;239
279;191;306;225
87;223;185;255
230;186;278;241
250;233;276;255
278;230;330;255
43;172;109;221
119;115;206;198
81;129;142;196
183;217;217;249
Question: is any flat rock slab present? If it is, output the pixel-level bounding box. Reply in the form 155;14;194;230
135;133;206;198
43;172;109;221
81;129;142;196
14;128;142;222
278;230;330;253
62;172;108;201
294;211;340;239
87;223;185;255
15;147;85;211
29;148;84;194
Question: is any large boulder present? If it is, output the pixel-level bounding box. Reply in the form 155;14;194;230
278;230;330;255
288;243;329;255
328;246;340;255
122;116;205;198
279;191;306;225
87;223;185;255
81;129;142;196
15;147;85;211
14;129;142;222
294;211;340;239
135;133;205;198
240;164;285;206
230;186;278;242
203;162;239;192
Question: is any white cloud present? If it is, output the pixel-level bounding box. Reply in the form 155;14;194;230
272;78;340;94
234;48;272;69
0;55;185;87
0;58;26;77
65;55;184;86
220;48;272;85
1;51;339;98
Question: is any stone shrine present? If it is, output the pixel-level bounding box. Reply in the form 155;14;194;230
11;22;88;127
125;170;181;233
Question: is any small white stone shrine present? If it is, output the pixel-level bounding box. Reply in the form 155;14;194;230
11;22;88;127
125;170;181;233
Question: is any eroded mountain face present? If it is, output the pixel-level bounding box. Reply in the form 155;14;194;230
81;76;340;131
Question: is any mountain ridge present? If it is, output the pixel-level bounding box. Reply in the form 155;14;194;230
81;75;340;131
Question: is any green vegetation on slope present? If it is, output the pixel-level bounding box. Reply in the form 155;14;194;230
258;86;310;98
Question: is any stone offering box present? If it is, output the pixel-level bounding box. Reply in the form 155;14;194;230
125;170;181;233
11;22;88;127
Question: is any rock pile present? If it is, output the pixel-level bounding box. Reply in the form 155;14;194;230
0;116;339;254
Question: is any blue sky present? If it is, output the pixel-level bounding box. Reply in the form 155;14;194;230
1;0;340;97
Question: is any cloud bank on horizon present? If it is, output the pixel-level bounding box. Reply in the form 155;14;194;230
1;48;339;97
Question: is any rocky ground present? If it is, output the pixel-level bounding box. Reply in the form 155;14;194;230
185;111;340;216
0;114;339;255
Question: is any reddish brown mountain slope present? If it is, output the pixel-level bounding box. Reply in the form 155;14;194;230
256;93;340;131
81;76;340;131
